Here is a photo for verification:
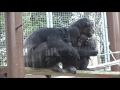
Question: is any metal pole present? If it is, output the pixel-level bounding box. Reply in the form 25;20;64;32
49;12;53;27
46;12;53;28
46;12;50;27
101;12;108;63
103;12;110;62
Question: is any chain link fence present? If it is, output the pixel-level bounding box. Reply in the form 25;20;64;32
0;12;110;70
0;12;6;66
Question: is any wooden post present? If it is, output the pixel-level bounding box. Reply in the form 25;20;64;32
106;12;120;71
15;12;25;78
5;12;24;78
5;12;18;77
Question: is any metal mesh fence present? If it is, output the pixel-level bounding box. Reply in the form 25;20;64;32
22;12;47;39
0;12;110;71
0;12;7;66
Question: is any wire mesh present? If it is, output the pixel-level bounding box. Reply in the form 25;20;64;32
0;12;111;71
0;12;7;66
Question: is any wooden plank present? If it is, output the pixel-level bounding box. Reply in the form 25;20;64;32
106;12;120;71
5;12;18;78
25;67;120;78
1;66;119;78
15;12;25;78
0;66;7;74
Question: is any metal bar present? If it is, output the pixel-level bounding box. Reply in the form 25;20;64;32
49;12;53;27
103;12;110;62
46;12;50;27
101;12;108;63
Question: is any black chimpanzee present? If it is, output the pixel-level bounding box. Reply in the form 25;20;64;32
67;18;98;71
47;18;98;74
72;35;98;70
24;27;80;74
24;17;97;78
68;18;94;47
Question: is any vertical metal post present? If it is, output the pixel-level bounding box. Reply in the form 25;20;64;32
46;12;50;27
5;12;18;77
15;12;25;78
103;12;110;62
101;12;108;63
101;12;110;63
49;12;53;27
46;12;53;28
106;12;120;71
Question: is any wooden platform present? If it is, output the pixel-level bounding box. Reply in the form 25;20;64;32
0;66;120;78
25;67;120;78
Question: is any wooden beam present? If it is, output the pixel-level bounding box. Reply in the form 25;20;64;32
5;12;18;78
0;66;7;74
25;67;120;78
1;66;119;78
15;12;25;78
106;12;120;71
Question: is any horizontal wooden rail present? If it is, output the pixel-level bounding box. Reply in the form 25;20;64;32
25;67;120;78
1;66;120;78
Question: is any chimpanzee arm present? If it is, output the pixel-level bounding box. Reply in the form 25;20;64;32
77;48;98;56
47;36;80;59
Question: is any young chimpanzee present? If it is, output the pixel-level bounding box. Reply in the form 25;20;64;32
73;35;98;70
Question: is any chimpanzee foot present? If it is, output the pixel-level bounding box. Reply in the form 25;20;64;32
64;66;77;74
45;75;51;78
50;65;64;73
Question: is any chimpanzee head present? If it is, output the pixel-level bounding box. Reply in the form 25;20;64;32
77;34;89;46
70;18;94;37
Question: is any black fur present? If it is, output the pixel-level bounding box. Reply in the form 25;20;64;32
67;18;97;71
24;18;97;76
24;27;80;74
74;37;98;70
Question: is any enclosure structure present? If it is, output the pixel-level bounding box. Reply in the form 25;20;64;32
0;12;120;78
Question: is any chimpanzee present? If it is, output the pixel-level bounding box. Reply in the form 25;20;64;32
77;34;98;56
68;18;94;47
24;18;97;78
72;35;98;70
24;27;80;74
67;18;98;71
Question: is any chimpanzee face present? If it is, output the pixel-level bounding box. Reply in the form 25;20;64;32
77;35;89;46
81;19;94;37
71;18;95;38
